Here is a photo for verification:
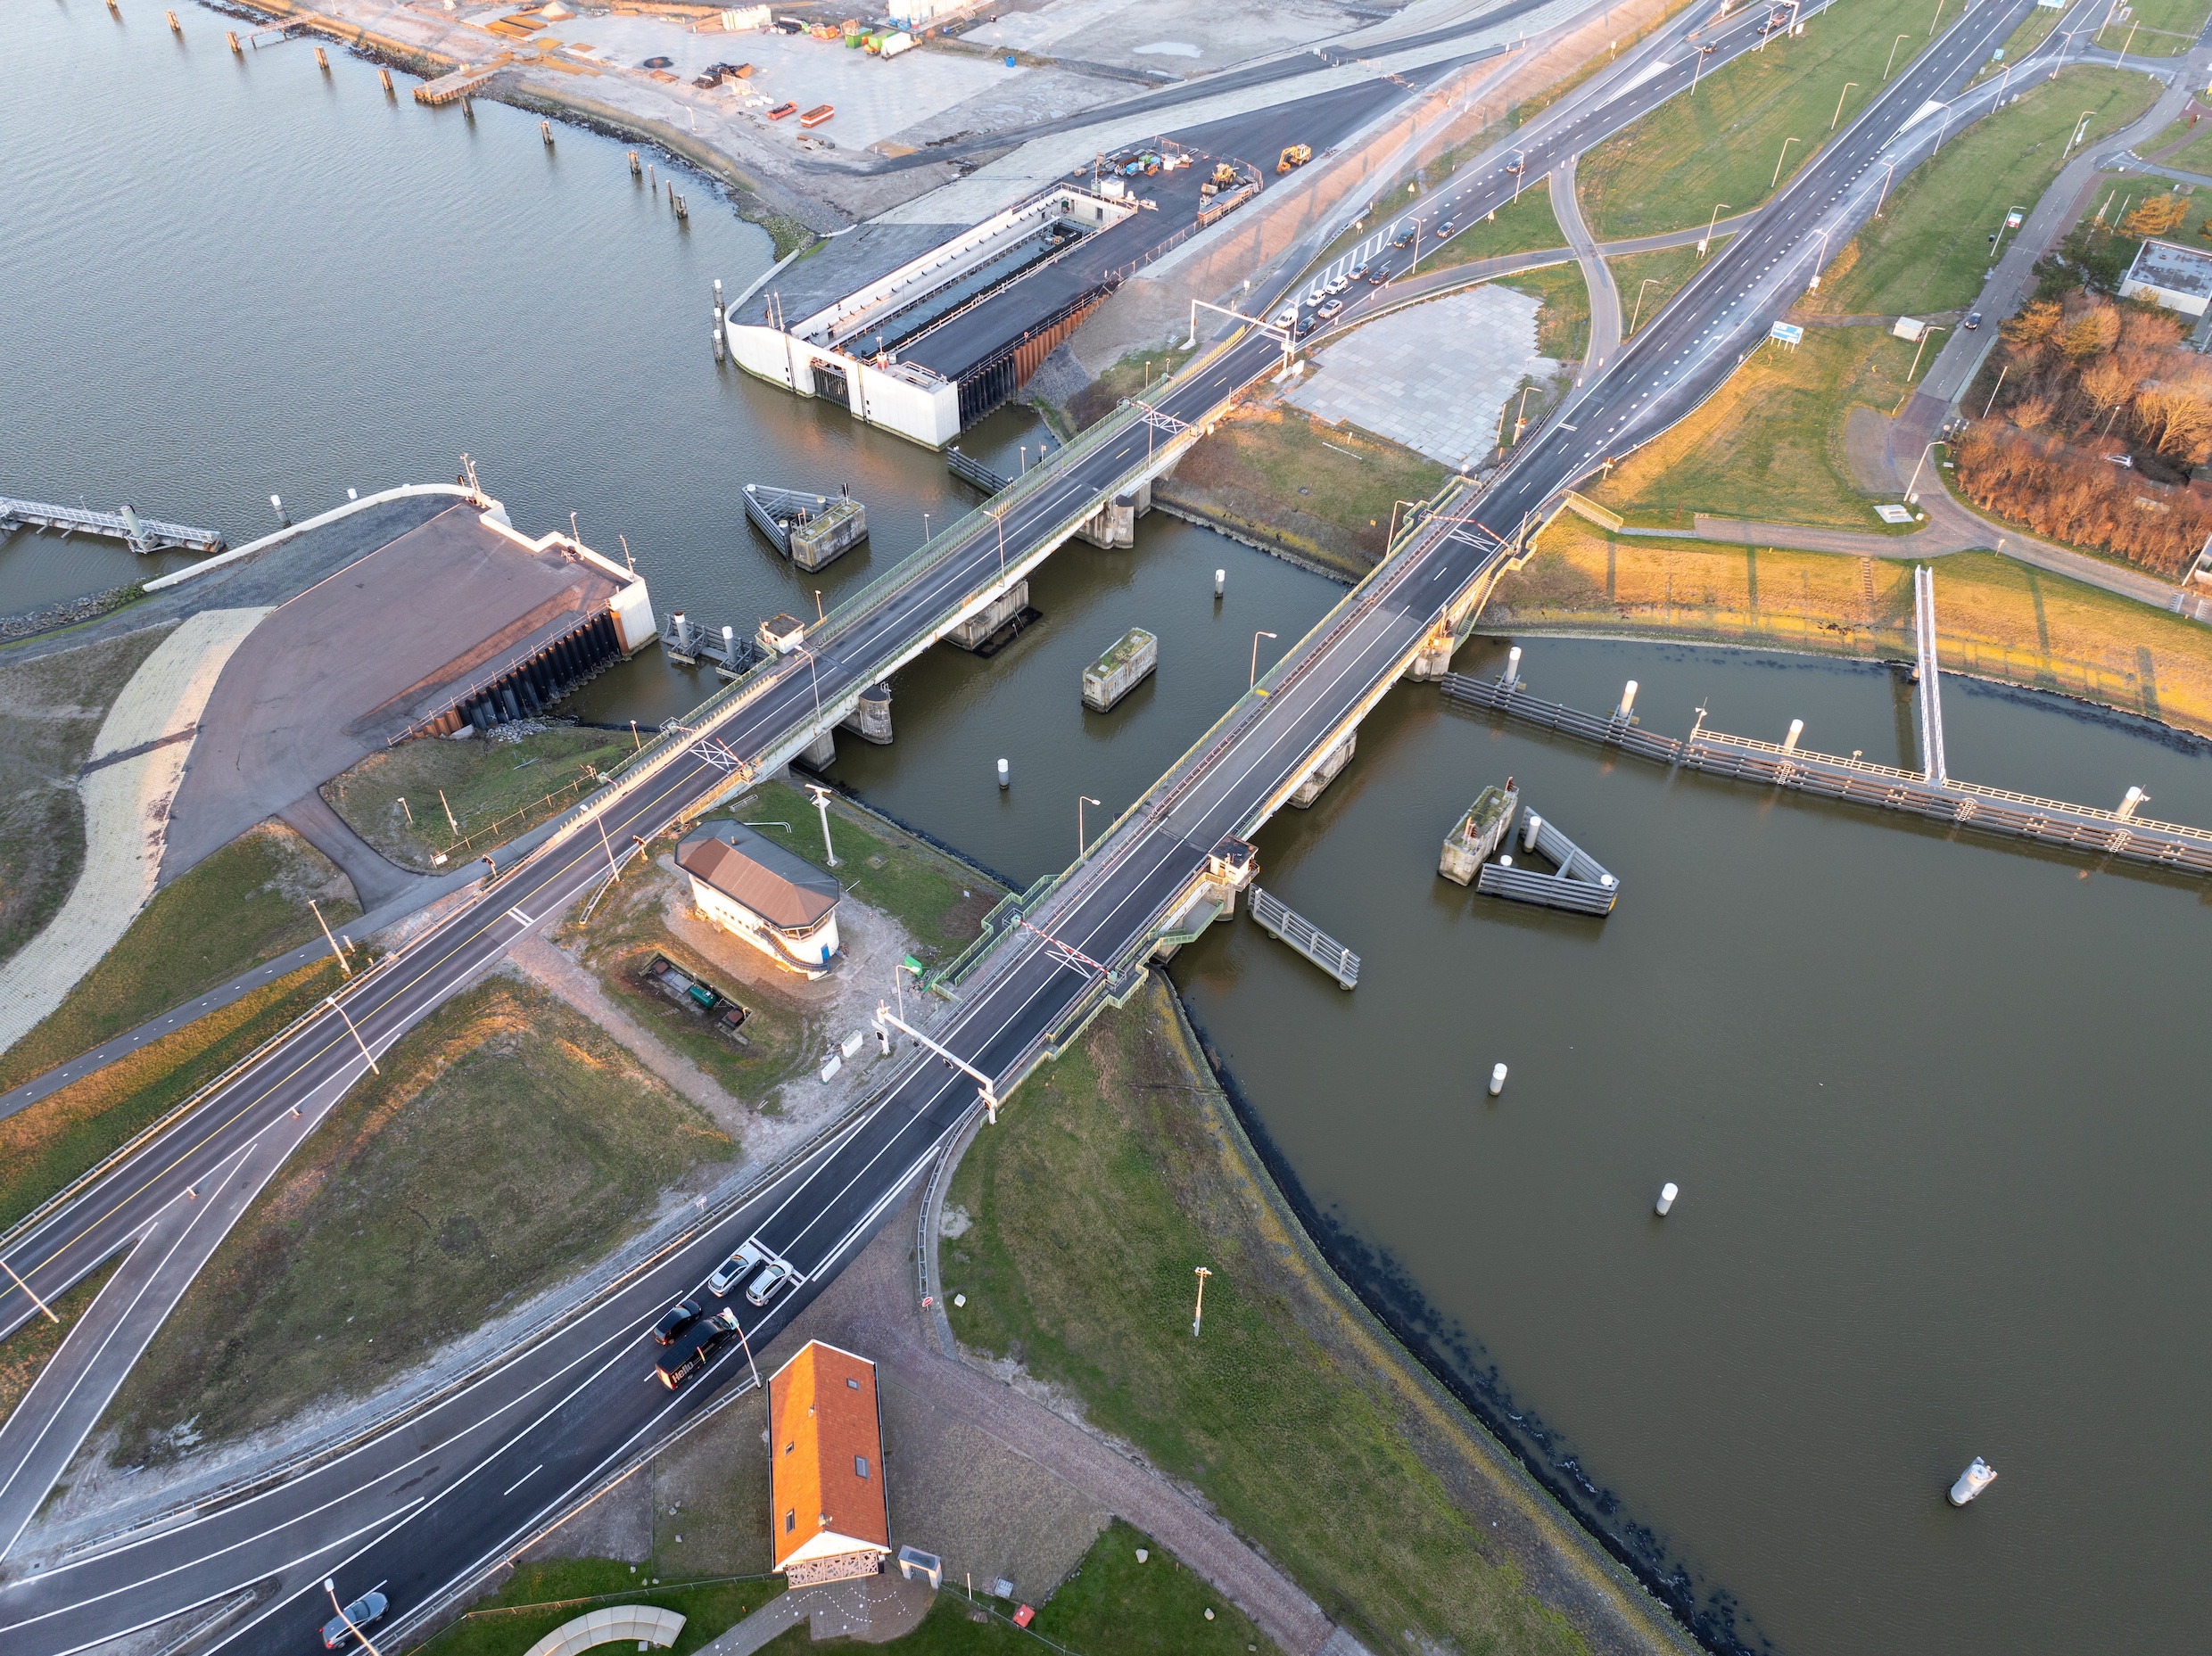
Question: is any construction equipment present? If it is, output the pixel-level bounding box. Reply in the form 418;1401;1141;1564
1210;161;1239;185
1276;143;1311;174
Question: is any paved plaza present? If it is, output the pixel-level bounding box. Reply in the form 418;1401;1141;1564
1288;284;1559;468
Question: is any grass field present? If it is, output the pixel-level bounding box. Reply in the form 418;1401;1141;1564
107;977;733;1456
1969;3;2067;81
1500;264;1592;361
0;960;343;1235
1810;67;2160;318
0;823;359;1096
0;625;175;972
1494;523;2212;732
2092;0;2211;56
414;1521;1272;1656
325;725;637;871
1611;243;1719;340
1417;177;1567;272
2153;118;2212;173
1576;0;1939;239
1162;402;1450;577
1589;324;1911;529
0;1262;115;1432
944;975;1605;1656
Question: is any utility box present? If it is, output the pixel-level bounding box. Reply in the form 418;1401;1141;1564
1082;627;1157;712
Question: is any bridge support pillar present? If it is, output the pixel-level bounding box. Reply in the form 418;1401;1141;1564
1290;729;1357;809
945;580;1031;651
840;682;894;745
1403;620;1457;681
799;728;837;769
1077;481;1150;548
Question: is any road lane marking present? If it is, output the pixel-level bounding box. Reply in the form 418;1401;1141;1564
501;1464;543;1497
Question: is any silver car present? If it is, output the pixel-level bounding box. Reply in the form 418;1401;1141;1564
707;1240;765;1298
321;1591;387;1650
746;1260;794;1306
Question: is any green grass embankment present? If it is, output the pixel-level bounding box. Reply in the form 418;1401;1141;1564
1417;177;1568;273
325;725;636;871
1810;67;2159;319
1611;243;1719;340
0;824;359;1096
1577;0;1941;239
2092;0;2211;57
945;974;1671;1656
105;978;733;1457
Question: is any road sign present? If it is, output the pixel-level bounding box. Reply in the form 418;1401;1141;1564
2005;209;2025;229
1769;320;1805;345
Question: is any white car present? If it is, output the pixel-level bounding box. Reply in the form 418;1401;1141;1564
706;1240;766;1298
1273;306;1297;327
1327;274;1350;294
1304;287;1325;308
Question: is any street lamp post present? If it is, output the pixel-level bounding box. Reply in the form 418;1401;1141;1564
1699;202;1732;258
324;1584;386;1656
1629;277;1663;334
1875;159;1896;216
1902;438;1944;501
1928;0;1944;35
1831;80;1858;130
326;997;379;1076
1192;1265;1212;1337
1512;150;1528;202
1770;136;1800;190
1906;325;1946;383
1077;795;1101;858
1250;630;1277;691
1691;40;1717;92
990;505;1007;578
1807;226;1831;291
2065;111;2095;155
805;781;838;867
1884;32;1911;78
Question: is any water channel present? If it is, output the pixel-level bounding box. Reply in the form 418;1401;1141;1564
7;7;2209;1654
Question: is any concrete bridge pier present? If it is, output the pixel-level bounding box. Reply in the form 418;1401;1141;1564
1077;480;1151;549
840;682;894;745
1404;618;1457;681
799;728;837;769
946;581;1031;650
1289;729;1357;808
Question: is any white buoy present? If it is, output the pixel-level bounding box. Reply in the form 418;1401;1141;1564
997;757;1010;788
1498;853;1513;869
347;487;358;500
1521;811;1542;853
1616;679;1638;719
1214;568;1226;597
1783;718;1804;754
1949;1458;1997;1505
1503;645;1522;688
1488;1062;1507;1097
1655;1182;1679;1216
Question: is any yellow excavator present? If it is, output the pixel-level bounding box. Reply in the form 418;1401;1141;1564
1210;161;1240;185
1276;143;1311;174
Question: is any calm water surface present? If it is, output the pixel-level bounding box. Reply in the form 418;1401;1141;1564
10;9;2211;1655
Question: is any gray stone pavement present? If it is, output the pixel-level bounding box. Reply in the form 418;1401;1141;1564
694;1571;933;1655
1289;284;1557;466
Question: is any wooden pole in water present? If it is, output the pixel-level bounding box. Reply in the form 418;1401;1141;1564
379;67;393;93
628;149;641;177
226;29;242;53
166;9;180;29
314;45;329;70
541;119;555;146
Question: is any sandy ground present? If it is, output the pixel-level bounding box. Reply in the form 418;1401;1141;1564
0;607;269;1054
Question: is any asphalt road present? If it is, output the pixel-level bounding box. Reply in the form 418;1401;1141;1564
0;0;2086;1645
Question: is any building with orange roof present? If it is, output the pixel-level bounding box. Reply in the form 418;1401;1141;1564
767;1339;891;1586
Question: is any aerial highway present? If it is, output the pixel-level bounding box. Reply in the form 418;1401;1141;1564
0;0;2079;1644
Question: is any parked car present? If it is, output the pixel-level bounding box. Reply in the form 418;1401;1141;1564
746;1260;795;1307
652;1299;703;1346
1963;310;1983;331
655;1307;741;1389
321;1591;389;1651
707;1241;766;1298
1318;298;1344;320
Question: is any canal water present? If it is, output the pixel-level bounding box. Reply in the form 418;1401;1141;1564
10;7;2211;1655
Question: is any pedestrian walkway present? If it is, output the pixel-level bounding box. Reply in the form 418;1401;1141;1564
692;1571;931;1655
1551;152;1621;383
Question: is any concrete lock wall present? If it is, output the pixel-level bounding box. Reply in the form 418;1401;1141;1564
849;358;962;448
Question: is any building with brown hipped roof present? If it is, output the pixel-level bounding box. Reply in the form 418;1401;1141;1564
768;1340;891;1587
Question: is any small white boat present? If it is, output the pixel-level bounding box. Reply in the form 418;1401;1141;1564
1948;1457;1998;1506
